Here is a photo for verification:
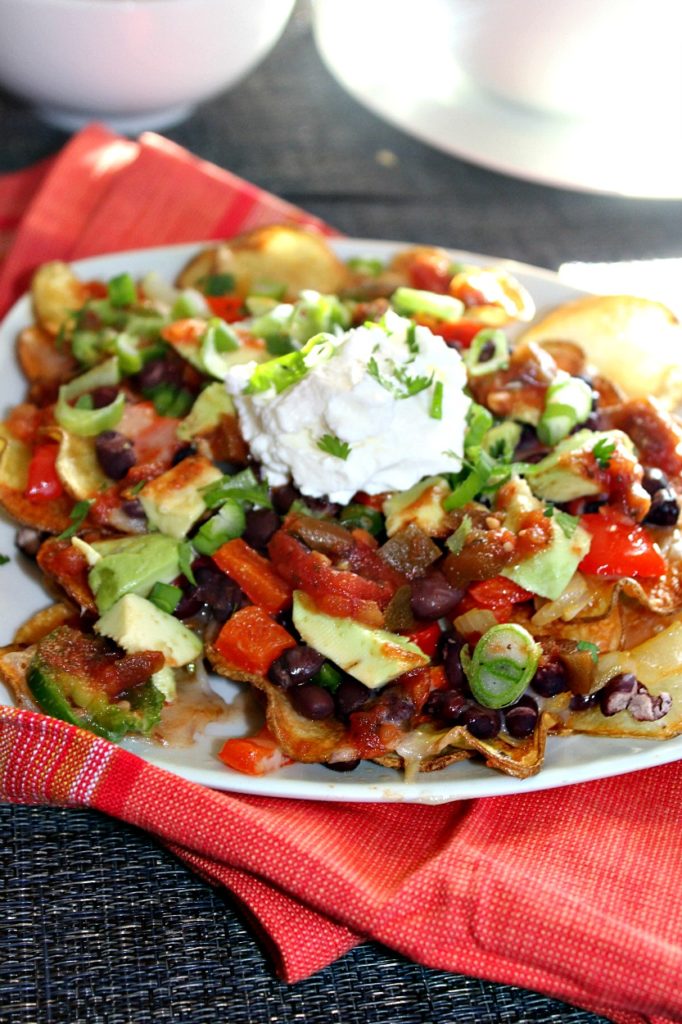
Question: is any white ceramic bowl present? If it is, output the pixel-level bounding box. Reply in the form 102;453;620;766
0;0;296;133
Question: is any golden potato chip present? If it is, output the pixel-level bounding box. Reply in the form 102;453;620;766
520;294;682;410
0;645;37;709
18;325;76;395
13;602;78;645
31;261;86;335
55;432;110;500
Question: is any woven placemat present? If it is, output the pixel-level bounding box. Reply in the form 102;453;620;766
0;805;608;1024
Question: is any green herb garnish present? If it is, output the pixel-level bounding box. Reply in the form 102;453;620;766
57;500;92;541
317;434;351;460
592;437;617;469
576;640;600;664
429;380;444;420
367;356;432;399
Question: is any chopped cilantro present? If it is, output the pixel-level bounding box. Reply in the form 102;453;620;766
0;554;9;566
446;514;472;554
576;640;599;664
317;434;351;460
56;500;92;541
201;468;272;510
592;437;617;469
405;322;419;356
367;356;432;399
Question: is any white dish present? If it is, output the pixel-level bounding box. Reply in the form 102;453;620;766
312;0;682;200
2;238;681;803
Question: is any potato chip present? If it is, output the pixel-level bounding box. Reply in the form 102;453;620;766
31;260;87;335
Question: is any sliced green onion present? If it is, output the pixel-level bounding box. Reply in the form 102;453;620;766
443;450;495;510
75;394;94;410
245;295;279;317
482;420;522;461
429;380;444;420
468;624;541;709
115;332;143;375
171;291;208;319
537;376;593;446
178;541;196;586
61;356;121;401
197;318;240;380
148;384;193;418
250;280;286;300
71;330;105;367
338;503;384;536
148;582;183;615
346;256;385;276
463;329;509;377
313;662;343;692
201;467;272;510
108;272;137;308
391;286;464;322
243;333;336;395
55;390;125;437
193;500;246;555
464;403;494;456
446;514;472;554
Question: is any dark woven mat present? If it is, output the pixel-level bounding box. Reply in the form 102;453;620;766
0;805;609;1024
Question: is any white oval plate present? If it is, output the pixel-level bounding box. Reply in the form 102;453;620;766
2;238;681;803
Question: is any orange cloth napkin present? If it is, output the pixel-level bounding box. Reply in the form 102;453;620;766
1;125;681;1024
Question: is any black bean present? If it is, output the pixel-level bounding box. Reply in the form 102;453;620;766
15;526;44;558
410;572;463;620
120;498;146;520
243;508;281;549
335;677;372;717
423;688;468;723
462;704;501;740
380;689;415;726
90;385;119;408
136;358;182;392
290;683;335;720
442;636;467;691
641;466;669;495
644;488;679;526
171;444;196;466
324;759;360;773
268;645;325;689
569;692;599;711
95;430;136;480
304;496;341;517
599;672;638;716
531;659;569;697
271;482;299;515
505;703;538;739
513;424;549;464
190;566;244;623
628;684;672;722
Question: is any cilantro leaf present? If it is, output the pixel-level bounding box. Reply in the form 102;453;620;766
56;500;92;541
576;640;599;664
0;554;9;566
367;356;432;399
592;437;617;469
317;434;351;460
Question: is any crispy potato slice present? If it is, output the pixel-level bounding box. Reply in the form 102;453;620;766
177;226;350;300
55;431;110;500
36;537;97;613
565;619;682;739
13;602;78;645
0;645;37;709
31;261;86;336
18;326;76;400
520;294;682;410
0;426;73;533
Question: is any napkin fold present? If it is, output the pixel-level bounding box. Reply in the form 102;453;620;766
1;126;681;1024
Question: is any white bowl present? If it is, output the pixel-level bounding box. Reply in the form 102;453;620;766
0;0;296;133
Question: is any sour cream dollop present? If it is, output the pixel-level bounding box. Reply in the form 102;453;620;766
226;312;471;503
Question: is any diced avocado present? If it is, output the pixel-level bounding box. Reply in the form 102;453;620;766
94;593;202;668
501;518;591;601
139;454;222;539
150;665;177;701
177;383;236;441
87;534;181;613
292;591;429;689
383;476;453;538
526;429;634;503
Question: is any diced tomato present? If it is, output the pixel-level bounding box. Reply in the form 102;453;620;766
205;294;245;322
212;538;292;615
465;576;533;622
218;726;292;775
214;605;296;675
579;510;666;579
419;316;483;349
160;318;206;345
401;665;442;714
402;621;441;658
353;490;389;511
83;280;109;300
6;403;43;445
25;444;64;502
268;530;394;623
407;252;452;294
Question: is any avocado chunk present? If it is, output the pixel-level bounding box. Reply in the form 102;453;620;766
176;382;236;442
94;593;202;668
139;454;222;539
87;534;182;614
292;591;429;689
526;429;634;504
383;476;453;538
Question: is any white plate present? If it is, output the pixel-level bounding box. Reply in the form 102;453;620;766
312;1;682;200
2;238;681;803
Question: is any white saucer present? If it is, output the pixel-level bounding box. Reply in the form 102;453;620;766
312;0;682;200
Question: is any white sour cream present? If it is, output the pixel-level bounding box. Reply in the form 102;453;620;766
226;312;471;503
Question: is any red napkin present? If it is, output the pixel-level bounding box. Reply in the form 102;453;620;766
1;126;681;1024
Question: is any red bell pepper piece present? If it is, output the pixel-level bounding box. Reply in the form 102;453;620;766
205;294;245;322
218;726;292;775
463;576;533;622
25;443;64;503
214;605;296;676
579;510;666;578
212;537;292;614
403;620;442;657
